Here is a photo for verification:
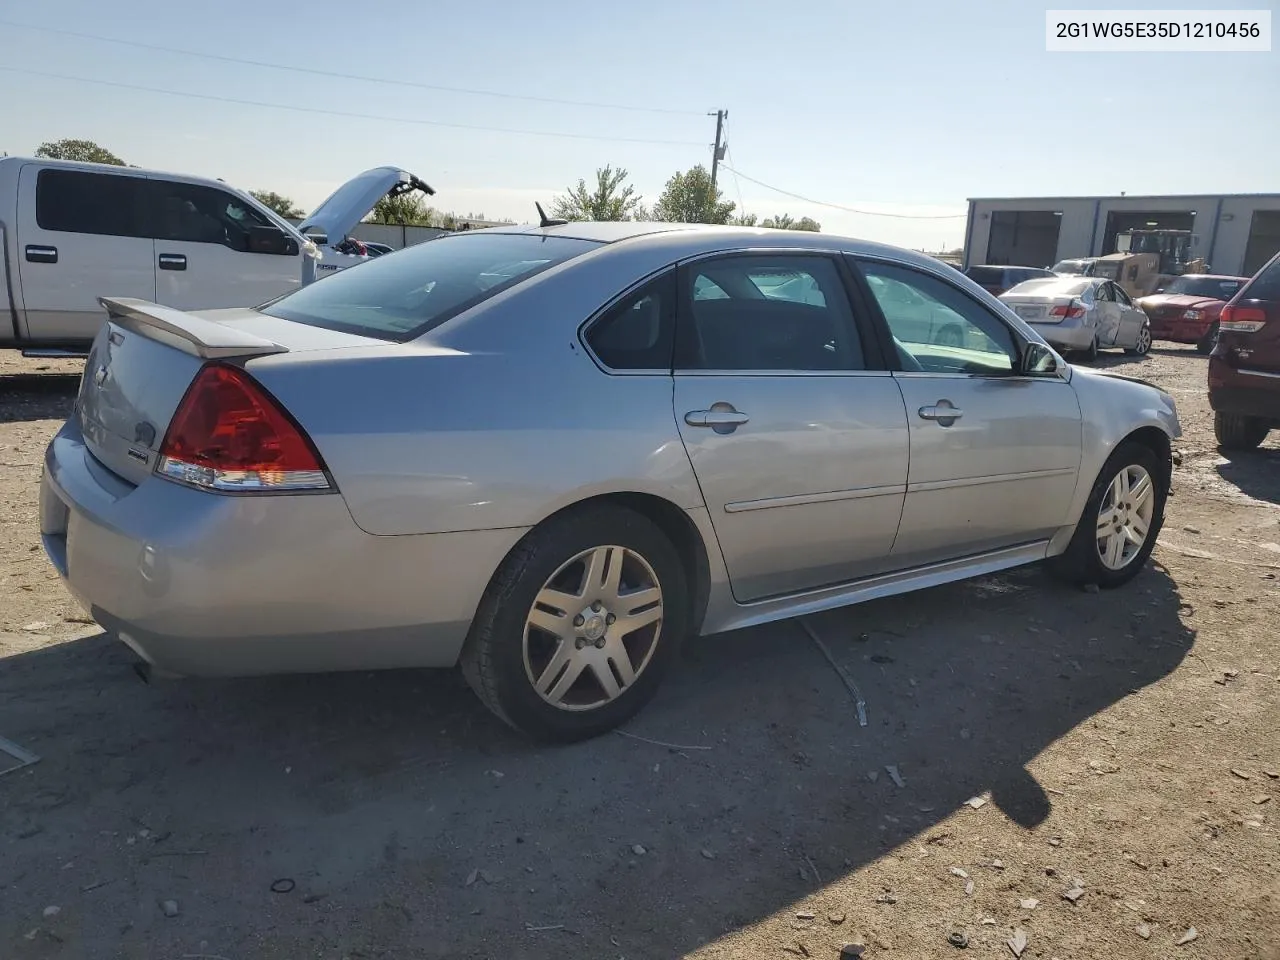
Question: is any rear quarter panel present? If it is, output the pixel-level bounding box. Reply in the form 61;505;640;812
246;243;709;536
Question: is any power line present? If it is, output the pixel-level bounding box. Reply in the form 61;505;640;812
0;67;706;147
0;18;701;117
720;164;968;219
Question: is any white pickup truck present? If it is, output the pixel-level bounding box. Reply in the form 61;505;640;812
0;158;433;355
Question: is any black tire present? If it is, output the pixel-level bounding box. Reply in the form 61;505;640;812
1079;336;1099;363
460;504;689;743
1214;411;1270;451
1048;441;1166;589
1124;322;1152;357
1196;322;1219;355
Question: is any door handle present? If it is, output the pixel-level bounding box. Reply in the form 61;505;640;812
685;406;750;433
158;253;187;271
918;400;963;425
25;245;57;264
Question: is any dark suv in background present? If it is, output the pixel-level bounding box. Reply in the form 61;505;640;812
1208;250;1280;450
964;264;1056;296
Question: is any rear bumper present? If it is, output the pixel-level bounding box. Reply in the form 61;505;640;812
1207;360;1280;422
1027;321;1094;351
40;419;525;677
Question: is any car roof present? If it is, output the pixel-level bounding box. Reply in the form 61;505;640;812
471;221;957;271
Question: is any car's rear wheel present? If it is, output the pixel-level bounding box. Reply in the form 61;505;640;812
1080;335;1099;362
460;504;689;742
1048;441;1165;589
1214;411;1270;451
1196;322;1220;355
1124;322;1152;356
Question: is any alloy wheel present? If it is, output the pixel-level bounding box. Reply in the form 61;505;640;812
1096;464;1155;570
1135;324;1152;354
522;545;664;711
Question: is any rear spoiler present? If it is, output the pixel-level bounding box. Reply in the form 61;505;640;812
98;298;288;360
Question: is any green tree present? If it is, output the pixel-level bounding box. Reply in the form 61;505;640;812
761;212;821;232
34;138;125;165
367;193;437;226
551;165;641;222
250;190;304;219
650;165;735;225
793;216;821;232
729;213;759;226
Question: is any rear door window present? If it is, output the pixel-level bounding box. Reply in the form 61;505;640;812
261;233;600;341
1243;254;1280;301
35;168;151;238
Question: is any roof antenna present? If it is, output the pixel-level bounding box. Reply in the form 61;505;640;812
536;202;568;228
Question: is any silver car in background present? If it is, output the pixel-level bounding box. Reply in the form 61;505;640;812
1000;276;1152;361
40;223;1179;742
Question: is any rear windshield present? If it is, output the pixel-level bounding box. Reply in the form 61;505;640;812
1052;260;1090;275
1242;255;1280;301
1005;278;1091;297
965;266;1005;285
261;233;599;340
1161;276;1244;300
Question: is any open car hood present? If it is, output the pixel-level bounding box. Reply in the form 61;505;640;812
297;166;435;245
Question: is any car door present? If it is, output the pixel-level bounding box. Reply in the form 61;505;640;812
149;179;302;311
1111;283;1146;346
15;164;155;343
1092;281;1123;345
852;258;1083;568
672;252;910;602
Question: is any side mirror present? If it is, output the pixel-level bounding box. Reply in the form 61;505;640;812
1021;341;1058;376
248;224;296;256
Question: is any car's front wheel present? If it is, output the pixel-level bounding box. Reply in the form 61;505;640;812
1124;322;1152;356
1048;442;1166;588
461;504;689;742
1214;411;1271;451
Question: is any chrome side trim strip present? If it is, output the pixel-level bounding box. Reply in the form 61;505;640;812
1238;367;1280;380
909;467;1076;493
724;483;905;514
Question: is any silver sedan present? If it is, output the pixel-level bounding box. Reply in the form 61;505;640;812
40;223;1180;741
1000;276;1153;361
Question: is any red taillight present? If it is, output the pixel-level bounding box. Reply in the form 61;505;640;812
1219;303;1267;333
1050;301;1086;319
157;363;331;492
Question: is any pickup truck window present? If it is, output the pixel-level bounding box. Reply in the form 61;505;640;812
36;169;151;238
150;181;276;252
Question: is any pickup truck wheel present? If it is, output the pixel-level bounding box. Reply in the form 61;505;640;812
1214;412;1270;451
1048;441;1166;589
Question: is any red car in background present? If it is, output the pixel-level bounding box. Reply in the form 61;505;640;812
1208;251;1280;450
1136;274;1249;353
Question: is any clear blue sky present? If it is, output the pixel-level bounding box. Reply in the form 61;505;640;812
1;0;1275;249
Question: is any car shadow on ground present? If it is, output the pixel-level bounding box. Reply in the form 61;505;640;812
0;563;1193;958
1216;446;1280;505
0;374;78;425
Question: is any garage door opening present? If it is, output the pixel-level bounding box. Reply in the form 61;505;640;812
986;210;1062;268
1243;211;1280;277
1104;210;1196;275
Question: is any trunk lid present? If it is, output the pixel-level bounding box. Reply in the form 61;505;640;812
296;167;435;245
77;298;381;485
1001;294;1075;324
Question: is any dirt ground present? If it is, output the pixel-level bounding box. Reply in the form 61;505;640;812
1;345;1278;960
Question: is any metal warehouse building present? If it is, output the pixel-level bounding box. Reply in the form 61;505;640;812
963;194;1280;279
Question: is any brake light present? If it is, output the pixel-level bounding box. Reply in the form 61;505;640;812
1219;304;1267;333
157;363;331;492
1050;301;1086;319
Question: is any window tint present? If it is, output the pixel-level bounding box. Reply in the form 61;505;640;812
586;272;676;371
35;169;150;238
964;266;1004;286
149;181;276;251
261;233;599;341
1243;255;1280;301
1095;283;1113;302
678;255;864;371
858;261;1017;375
1114;285;1133;307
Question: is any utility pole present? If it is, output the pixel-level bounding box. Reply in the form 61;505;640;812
709;109;727;190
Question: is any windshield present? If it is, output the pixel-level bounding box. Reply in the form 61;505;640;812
1160;276;1245;300
262;233;599;340
1052;259;1091;275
